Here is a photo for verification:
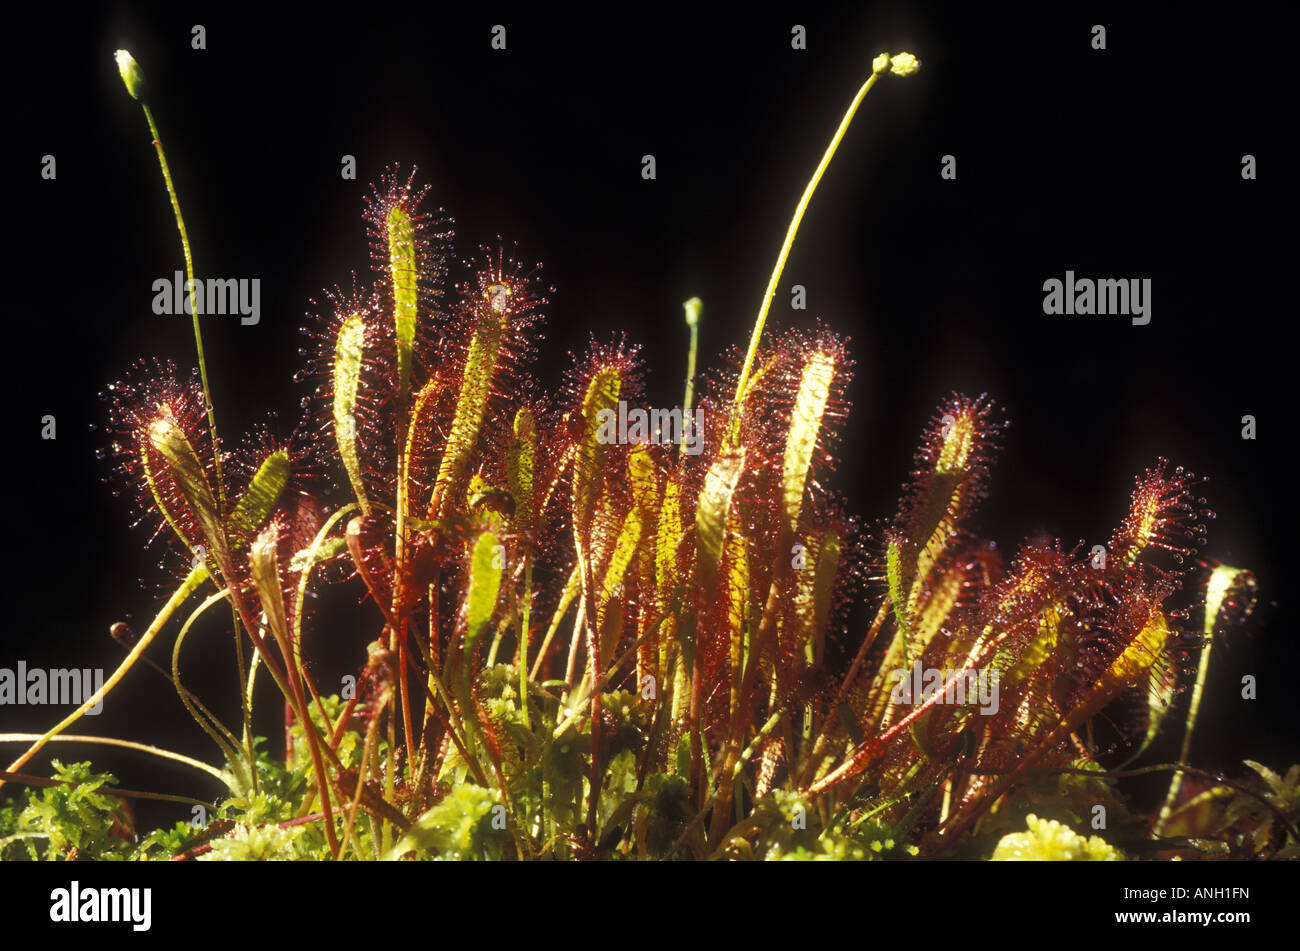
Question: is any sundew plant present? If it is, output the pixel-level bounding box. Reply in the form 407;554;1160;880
1;46;1295;863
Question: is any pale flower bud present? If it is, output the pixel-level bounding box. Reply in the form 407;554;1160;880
114;49;149;101
889;52;921;77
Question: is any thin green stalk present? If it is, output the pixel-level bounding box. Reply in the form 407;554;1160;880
681;297;701;424
0;770;213;809
519;560;534;728
1156;566;1254;836
669;710;785;860
0;566;208;789
131;644;242;771
1155;637;1215;836
0;733;227;785
143;99;255;769
292;505;360;651
730;53;916;441
118;56;255;779
171;587;250;787
530;565;580;681
139;101;225;512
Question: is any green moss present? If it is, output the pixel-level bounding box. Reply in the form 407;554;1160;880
990;814;1123;861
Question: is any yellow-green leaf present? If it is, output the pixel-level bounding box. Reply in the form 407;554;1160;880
656;477;681;594
507;407;537;530
695;449;745;594
149;417;227;569
431;310;508;516
782;350;835;531
250;524;290;649
571;366;622;531
228;450;290;546
333;312;370;514
465;531;503;656
387;204;419;402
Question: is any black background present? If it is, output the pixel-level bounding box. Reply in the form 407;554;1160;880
5;1;1296;840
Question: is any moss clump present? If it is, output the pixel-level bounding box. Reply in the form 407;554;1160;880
990;813;1122;861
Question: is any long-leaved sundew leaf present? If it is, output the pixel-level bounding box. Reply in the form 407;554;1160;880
333;312;370;515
